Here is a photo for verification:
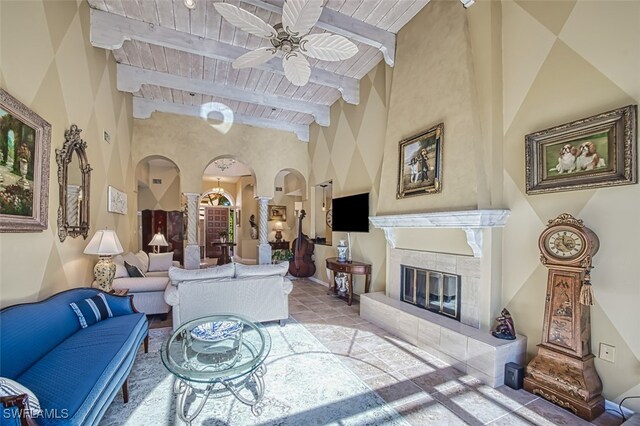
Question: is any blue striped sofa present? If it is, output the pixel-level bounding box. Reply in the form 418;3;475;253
0;288;148;425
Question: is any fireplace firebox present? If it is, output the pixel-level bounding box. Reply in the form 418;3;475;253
401;265;461;321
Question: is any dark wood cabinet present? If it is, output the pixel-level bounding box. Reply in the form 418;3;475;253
141;209;184;264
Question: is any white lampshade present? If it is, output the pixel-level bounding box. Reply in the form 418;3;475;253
294;202;303;211
148;232;168;247
84;230;124;256
274;221;284;231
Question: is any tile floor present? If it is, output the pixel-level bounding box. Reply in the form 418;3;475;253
287;278;624;426
148;278;626;425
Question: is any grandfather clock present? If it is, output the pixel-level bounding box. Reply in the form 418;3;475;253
524;213;604;420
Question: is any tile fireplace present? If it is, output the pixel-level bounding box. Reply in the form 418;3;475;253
364;210;526;387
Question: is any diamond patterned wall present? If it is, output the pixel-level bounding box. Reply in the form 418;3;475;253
0;0;134;307
308;63;389;293
501;0;640;407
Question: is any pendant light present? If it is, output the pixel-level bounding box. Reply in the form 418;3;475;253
320;184;327;211
208;178;224;205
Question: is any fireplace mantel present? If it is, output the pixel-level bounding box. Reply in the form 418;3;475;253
369;209;511;257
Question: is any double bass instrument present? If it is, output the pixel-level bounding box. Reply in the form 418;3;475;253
288;210;316;278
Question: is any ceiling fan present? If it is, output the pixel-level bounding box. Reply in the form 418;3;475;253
213;0;358;86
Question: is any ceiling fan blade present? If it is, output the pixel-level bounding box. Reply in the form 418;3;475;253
232;47;277;69
214;3;277;39
282;0;323;36
282;53;311;86
300;33;358;61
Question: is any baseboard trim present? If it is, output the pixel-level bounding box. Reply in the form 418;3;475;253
308;277;329;287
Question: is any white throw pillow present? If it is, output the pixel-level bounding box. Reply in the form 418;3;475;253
235;262;288;278
0;377;42;417
112;255;129;279
123;251;149;274
135;250;149;273
148;252;174;272
169;263;236;284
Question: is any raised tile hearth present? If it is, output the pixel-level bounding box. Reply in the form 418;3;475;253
361;292;526;387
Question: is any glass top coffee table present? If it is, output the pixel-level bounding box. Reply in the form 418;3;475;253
161;315;271;425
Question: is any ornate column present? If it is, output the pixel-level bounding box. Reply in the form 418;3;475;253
257;196;272;265
183;192;201;270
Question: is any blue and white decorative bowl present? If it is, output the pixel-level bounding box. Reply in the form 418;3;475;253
190;321;243;342
188;320;243;362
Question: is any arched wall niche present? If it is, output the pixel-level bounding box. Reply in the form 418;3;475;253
135;155;181;212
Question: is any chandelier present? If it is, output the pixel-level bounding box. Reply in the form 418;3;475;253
213;159;236;172
206;178;226;206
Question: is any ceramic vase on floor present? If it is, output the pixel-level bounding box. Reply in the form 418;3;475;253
335;273;348;295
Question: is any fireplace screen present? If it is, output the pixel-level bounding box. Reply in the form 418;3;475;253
401;265;461;320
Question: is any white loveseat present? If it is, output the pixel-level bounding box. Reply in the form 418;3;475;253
111;251;179;315
164;262;293;329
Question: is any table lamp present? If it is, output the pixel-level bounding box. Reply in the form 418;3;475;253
84;230;124;292
148;232;169;253
274;222;283;242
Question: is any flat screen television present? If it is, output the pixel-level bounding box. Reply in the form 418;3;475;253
331;192;369;233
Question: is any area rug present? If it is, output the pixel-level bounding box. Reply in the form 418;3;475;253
100;321;408;425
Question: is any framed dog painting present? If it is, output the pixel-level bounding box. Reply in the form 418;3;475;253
397;122;443;199
525;105;637;194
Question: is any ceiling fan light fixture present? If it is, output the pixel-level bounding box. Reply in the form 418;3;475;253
215;0;358;87
183;0;196;10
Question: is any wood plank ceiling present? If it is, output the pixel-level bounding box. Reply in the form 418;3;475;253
88;0;434;142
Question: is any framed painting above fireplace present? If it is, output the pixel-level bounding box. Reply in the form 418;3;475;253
397;122;443;199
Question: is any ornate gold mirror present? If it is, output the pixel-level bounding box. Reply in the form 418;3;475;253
56;124;91;242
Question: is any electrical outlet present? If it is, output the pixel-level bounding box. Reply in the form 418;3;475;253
599;343;615;363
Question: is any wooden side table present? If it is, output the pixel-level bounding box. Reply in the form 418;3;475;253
325;257;371;306
212;242;236;265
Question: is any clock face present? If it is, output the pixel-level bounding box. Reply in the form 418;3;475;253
326;209;333;228
544;228;586;259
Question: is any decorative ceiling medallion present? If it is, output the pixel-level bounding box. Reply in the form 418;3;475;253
213;159;236;172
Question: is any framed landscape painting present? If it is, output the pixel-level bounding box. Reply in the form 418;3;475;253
268;205;286;221
397;122;443;199
0;89;51;232
525;105;637;194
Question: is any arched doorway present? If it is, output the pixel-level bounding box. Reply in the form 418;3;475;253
270;169;307;251
201;157;255;264
135;156;182;262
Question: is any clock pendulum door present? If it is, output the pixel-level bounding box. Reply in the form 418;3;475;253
523;214;604;421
